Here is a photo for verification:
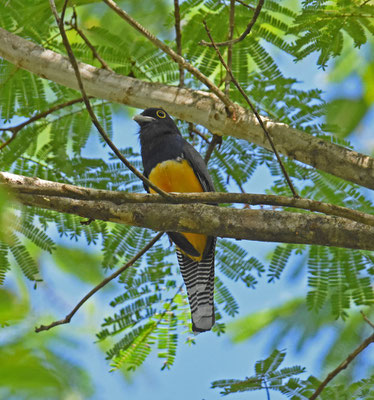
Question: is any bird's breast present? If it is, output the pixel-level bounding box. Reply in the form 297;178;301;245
148;158;203;193
148;158;206;261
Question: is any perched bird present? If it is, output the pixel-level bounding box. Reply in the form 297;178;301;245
134;108;216;332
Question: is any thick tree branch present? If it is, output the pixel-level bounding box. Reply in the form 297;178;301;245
1;28;374;190
2;172;374;251
2;171;374;228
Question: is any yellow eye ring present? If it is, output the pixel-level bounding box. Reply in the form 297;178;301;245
156;110;166;118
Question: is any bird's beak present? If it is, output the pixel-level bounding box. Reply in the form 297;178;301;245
133;114;156;124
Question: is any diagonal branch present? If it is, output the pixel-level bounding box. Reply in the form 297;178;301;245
235;0;254;10
200;0;264;47
35;232;163;332
49;0;174;201
309;332;374;400
203;20;299;198
2;27;374;191
360;311;374;329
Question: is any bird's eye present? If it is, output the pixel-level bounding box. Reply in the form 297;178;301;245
156;110;166;118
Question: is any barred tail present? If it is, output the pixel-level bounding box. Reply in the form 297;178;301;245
176;241;215;332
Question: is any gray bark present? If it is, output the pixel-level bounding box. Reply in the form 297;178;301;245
2;171;374;251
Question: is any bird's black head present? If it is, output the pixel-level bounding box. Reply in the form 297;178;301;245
133;108;178;130
134;108;185;177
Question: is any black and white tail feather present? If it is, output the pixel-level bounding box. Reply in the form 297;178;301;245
177;238;216;333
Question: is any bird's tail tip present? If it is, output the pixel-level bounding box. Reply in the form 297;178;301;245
192;312;215;333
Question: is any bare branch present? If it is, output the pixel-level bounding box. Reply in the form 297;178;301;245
102;0;234;113
49;0;174;201
203;20;299;198
309;333;374;400
35;232;163;332
200;0;264;47
2;28;374;190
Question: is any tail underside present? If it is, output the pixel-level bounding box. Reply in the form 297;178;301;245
176;242;215;332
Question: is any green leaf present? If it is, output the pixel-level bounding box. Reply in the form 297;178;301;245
52;246;104;284
326;98;368;138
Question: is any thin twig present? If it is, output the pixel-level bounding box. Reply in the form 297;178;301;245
102;0;234;114
190;125;210;144
263;377;271;400
309;333;374;400
200;0;264;47
235;0;255;10
67;8;114;72
203;20;299;198
204;134;222;164
49;0;174;201
0;97;86;150
361;310;374;329
35;232;163;332
174;0;184;87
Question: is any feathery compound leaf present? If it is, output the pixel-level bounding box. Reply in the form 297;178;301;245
290;0;374;67
215;276;239;317
307;246;329;311
212;349;306;397
103;225;152;269
109;322;156;371
15;218;55;254
306;247;373;318
8;234;39;282
255;349;285;375
0;242;10;285
216;239;264;288
156;311;178;370
268;244;294;282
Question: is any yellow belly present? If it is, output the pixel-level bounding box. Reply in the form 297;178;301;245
149;159;207;261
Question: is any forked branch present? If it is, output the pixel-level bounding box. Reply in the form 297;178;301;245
200;0;265;47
